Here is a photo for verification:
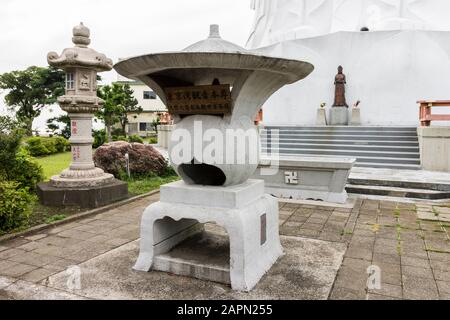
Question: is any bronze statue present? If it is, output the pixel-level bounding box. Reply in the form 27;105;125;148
333;65;348;108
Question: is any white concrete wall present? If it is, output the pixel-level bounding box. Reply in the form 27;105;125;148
127;82;167;113
256;30;450;126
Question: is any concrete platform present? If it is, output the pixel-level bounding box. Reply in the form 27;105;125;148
37;179;128;208
41;230;346;300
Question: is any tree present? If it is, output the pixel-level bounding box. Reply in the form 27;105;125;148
151;117;161;134
97;83;142;142
47;115;71;139
0;115;18;134
0;66;65;136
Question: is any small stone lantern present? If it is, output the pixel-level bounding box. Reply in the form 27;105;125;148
38;23;128;208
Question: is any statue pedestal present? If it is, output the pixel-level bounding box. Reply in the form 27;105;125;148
37;179;128;209
351;108;361;126
330;107;348;125
316;108;327;126
133;180;283;292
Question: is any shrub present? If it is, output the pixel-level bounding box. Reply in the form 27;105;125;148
113;135;128;142
93;129;107;149
10;149;44;192
148;136;158;144
94;141;167;178
0;181;34;233
0;132;21;168
128;135;144;144
24;136;50;156
54;136;70;153
111;128;126;137
24;136;70;156
0;134;44;192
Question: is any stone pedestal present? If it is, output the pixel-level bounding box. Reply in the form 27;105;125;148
253;156;355;204
37;180;128;209
351;108;361;125
134;180;283;292
330;107;349;125
51;113;115;188
157;124;173;149
418;127;450;172
316;108;327;126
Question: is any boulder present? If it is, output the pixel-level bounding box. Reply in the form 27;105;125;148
94;141;167;178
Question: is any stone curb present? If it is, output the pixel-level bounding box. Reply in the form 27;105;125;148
0;190;160;244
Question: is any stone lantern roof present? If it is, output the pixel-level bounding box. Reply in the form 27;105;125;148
47;22;113;72
115;24;314;122
183;24;248;54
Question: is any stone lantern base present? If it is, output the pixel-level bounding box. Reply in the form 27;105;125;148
37;179;128;209
133;179;283;292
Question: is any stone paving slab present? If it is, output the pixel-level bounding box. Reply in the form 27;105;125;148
0;193;449;300
44;236;346;300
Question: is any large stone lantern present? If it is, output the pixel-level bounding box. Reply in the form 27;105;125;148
37;23;128;208
115;25;313;291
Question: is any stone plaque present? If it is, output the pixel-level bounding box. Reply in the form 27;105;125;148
165;84;232;115
261;213;267;245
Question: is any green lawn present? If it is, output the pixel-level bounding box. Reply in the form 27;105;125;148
33;151;179;195
35;152;72;181
127;175;180;196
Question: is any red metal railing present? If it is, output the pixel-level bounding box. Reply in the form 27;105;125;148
418;100;450;127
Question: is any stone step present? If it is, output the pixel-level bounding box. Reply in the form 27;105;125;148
353;162;422;170
348;177;450;192
266;126;417;132
261;148;420;160
346;184;450;200
262;126;420;170
262;134;419;141
263;130;418;136
261;138;419;147
261;142;419;153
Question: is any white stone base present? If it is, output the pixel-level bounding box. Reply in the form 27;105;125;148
254;156;355;204
51;168;115;188
351;108;361;125
157;124;173;149
330;107;349;125
316;108;327;125
418;127;450;172
266;187;348;204
134;180;283;292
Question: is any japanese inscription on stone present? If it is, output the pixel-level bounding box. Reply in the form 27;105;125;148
165;84;232;115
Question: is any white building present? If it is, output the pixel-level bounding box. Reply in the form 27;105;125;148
116;80;168;136
248;0;450;126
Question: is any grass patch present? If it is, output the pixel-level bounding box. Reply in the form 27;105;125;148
30;201;85;227
45;214;67;224
340;229;353;236
126;174;180;196
34;152;72;181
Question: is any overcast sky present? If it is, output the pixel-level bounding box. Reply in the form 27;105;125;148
0;0;254;128
0;0;254;82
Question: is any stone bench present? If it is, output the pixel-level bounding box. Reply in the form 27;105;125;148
253;156;356;204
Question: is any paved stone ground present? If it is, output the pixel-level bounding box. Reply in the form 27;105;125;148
0;192;449;300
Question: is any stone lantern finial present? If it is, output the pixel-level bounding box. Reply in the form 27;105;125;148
72;22;91;47
209;24;221;38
